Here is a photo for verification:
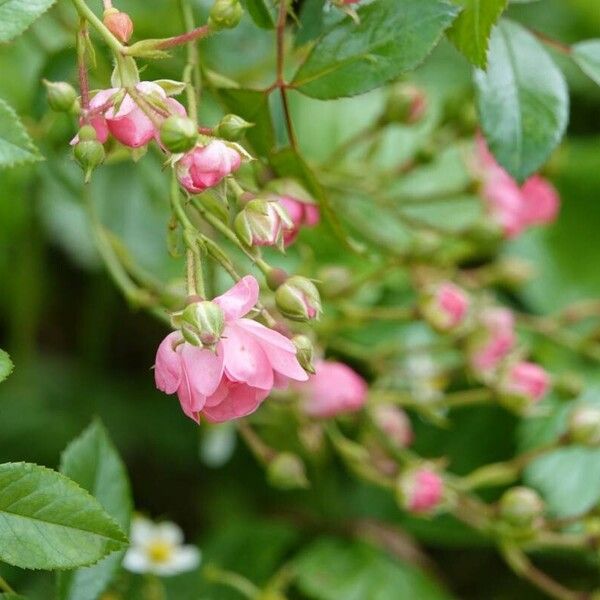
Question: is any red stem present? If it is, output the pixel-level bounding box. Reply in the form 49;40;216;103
158;25;210;50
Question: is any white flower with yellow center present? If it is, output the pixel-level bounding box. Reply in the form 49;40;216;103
123;517;201;576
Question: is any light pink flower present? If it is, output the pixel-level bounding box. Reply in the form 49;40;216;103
421;282;469;332
176;140;241;194
399;468;444;514
372;405;413;448
503;361;550;404
298;360;367;418
278;196;320;246
154;276;308;423
476;136;560;238
469;307;516;374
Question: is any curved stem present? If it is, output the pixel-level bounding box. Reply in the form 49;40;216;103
70;0;125;54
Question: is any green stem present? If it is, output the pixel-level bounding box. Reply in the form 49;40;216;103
204;564;259;599
178;0;202;122
70;0;125;54
0;575;16;594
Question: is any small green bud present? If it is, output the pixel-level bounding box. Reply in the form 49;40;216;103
293;334;315;374
160;115;198;153
43;80;78;113
499;486;544;529
180;301;225;348
73;132;105;183
208;0;243;30
384;84;427;125
275;276;322;322
234;199;290;248
568;405;600;447
267;453;309;490
216;114;253;141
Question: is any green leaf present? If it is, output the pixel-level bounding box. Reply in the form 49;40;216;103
295;0;326;47
0;0;57;43
57;421;133;600
447;0;508;68
572;40;600;87
217;88;275;157
0;97;42;168
241;0;277;29
0;349;14;383
294;537;455;600
0;595;27;599
0;462;128;570
292;0;459;99
474;19;569;182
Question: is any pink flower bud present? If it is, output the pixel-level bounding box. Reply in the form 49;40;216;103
420;282;469;333
176;140;242;194
396;467;443;514
468;307;516;375
372;405;413;448
297;360;367;419
278;196;320;246
234;199;291;247
103;8;134;44
500;361;550;411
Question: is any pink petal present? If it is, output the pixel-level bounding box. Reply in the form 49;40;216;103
108;109;156;148
304;203;320;226
202;382;269;423
179;342;225;397
521;175;560;226
214;276;259;321
176;367;202;423
154;332;183;394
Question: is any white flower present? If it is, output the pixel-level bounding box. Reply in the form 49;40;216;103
123;517;201;576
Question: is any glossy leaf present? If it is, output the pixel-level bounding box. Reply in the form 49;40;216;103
0;462;128;570
294;538;454;599
0;0;57;43
474;19;569;182
242;0;277;29
57;421;133;600
447;0;508;68
0;349;13;383
572;40;600;87
292;0;459;99
0;98;42;168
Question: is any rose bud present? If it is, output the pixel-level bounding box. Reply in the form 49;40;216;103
395;467;443;515
160;115;198;153
568;405;600;447
43;80;78;113
216;114;253;141
384;84;428;125
498;361;550;413
208;0;243;30
371;404;413;449
420;281;470;333
278;196;320;246
234;199;292;248
499;486;544;530
293;334;316;375
103;8;134;44
267;452;309;490
275;276;322;322
179;300;225;349
73;125;105;183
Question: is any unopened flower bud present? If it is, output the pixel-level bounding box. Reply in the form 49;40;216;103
568;405;600;447
372;404;413;448
43;80;78;113
74;126;105;183
103;8;133;44
420;282;470;333
275;276;322;322
384;84;427;125
216;114;253;141
208;0;243;30
160;115;198;153
293;335;315;374
180;301;225;348
267;452;309;490
498;361;550;414
499;486;544;529
395;467;443;515
234;199;291;248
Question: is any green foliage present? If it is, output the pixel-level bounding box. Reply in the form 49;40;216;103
474;19;568;182
294;537;455;599
0;349;14;383
0;98;42;168
0;462;128;570
57;420;133;600
0;0;57;43
241;0;277;29
292;0;459;99
447;0;508;68
572;40;600;87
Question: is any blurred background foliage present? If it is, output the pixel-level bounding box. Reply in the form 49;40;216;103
1;0;600;597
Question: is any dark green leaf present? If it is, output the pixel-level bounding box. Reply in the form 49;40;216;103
0;97;42;168
292;0;459;99
57;420;133;600
0;462;128;570
0;349;13;383
474;19;569;182
295;0;326;46
572;40;600;87
0;0;57;43
241;0;277;29
294;537;455;599
447;0;508;68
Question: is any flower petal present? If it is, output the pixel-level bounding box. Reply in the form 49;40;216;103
180;343;224;397
154;521;184;545
202;383;269;423
154;332;183;394
214;276;259;321
123;547;152;574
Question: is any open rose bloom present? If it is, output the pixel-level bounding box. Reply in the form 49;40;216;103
476;136;559;238
155;276;308;423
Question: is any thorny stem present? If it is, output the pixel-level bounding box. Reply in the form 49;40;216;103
276;0;297;150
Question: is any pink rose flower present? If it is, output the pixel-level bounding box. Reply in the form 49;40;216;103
297;360;367;418
372;404;413;448
398;467;444;514
469;307;516;374
421;282;470;332
503;361;550;405
476;136;560;238
176;140;242;194
154;276;308;423
278;196;320;246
